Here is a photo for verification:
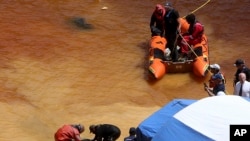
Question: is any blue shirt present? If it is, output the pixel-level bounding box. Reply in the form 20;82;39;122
213;83;225;95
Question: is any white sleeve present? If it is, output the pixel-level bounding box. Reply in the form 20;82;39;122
217;91;226;96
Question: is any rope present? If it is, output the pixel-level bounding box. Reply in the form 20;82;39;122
179;33;212;75
178;0;228;95
178;0;211;73
181;35;228;95
182;0;211;18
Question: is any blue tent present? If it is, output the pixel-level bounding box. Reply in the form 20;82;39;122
136;99;198;141
137;96;250;141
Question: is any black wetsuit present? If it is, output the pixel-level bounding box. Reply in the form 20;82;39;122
164;9;180;61
92;124;121;141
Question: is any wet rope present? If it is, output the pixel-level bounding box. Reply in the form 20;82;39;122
177;0;228;95
178;33;202;61
180;0;229;95
179;0;211;72
182;0;211;18
179;34;230;95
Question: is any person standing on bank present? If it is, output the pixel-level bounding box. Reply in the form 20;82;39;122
208;64;226;88
164;2;180;61
234;73;250;97
124;127;137;141
54;124;85;141
234;59;250;86
204;73;226;96
89;124;121;141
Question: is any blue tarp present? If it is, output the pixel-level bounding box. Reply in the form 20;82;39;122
151;117;213;141
137;96;250;141
136;99;196;141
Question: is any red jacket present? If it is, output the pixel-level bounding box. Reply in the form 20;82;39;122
187;22;204;45
150;4;166;32
54;125;81;141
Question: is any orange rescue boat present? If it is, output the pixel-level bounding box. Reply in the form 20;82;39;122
148;18;209;79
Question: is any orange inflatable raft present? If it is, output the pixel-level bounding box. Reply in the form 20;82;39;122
148;18;209;79
148;36;167;79
191;34;209;77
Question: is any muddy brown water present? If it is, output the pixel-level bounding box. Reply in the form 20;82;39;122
0;0;249;140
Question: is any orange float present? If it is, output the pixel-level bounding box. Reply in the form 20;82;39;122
148;36;167;79
179;18;190;34
192;34;209;77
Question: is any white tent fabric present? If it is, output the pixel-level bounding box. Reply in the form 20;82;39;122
174;95;250;141
137;95;250;141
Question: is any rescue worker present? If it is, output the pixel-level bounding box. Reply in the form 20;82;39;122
150;4;166;37
179;13;204;58
208;64;226;88
164;2;181;61
54;124;85;141
204;73;226;96
89;124;121;141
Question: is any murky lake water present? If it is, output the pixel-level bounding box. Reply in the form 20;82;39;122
0;0;249;140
